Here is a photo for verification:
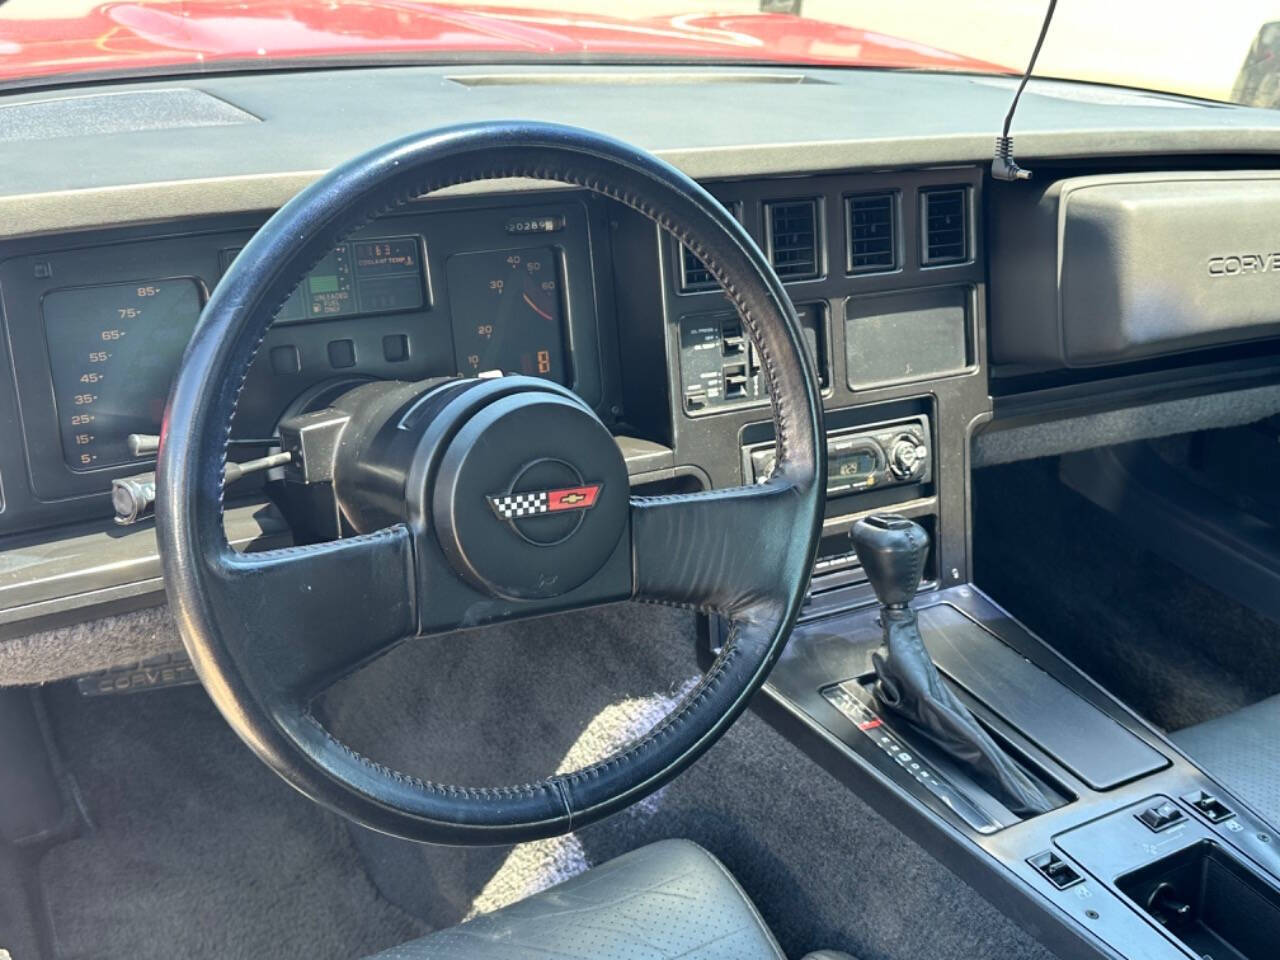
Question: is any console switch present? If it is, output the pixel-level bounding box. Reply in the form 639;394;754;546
1137;799;1185;832
1183;790;1235;824
1028;850;1082;890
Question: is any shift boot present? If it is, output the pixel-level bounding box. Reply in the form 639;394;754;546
853;515;1053;817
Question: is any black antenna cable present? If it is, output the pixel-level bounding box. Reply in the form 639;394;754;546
992;0;1058;181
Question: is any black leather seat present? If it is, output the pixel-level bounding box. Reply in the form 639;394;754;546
364;839;855;960
1174;693;1280;828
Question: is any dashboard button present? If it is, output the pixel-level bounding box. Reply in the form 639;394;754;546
327;339;356;369
382;334;409;363
270;345;301;375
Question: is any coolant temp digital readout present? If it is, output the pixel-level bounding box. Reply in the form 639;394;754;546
43;278;203;470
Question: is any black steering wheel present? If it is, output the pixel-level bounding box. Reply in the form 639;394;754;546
156;121;825;845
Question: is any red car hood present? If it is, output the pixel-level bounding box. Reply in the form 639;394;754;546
0;1;1008;85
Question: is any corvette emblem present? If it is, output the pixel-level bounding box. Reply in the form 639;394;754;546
488;483;603;520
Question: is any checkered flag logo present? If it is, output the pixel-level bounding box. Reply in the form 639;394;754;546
488;491;550;519
488;484;603;523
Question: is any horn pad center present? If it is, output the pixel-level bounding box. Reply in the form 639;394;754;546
431;391;628;600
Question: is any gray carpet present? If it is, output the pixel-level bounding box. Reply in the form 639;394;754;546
36;683;426;960
0;845;44;959
27;601;1059;960
974;458;1280;732
320;603;1058;960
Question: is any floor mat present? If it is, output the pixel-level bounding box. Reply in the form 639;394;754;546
36;683;426;960
322;602;1057;960
974;458;1280;732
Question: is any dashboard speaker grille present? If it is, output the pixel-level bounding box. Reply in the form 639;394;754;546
922;187;969;265
847;192;897;273
767;199;820;280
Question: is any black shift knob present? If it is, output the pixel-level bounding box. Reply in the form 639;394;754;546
851;514;928;607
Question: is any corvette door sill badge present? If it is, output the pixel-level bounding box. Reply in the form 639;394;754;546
76;652;199;697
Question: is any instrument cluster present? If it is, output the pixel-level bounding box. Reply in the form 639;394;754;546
0;192;612;520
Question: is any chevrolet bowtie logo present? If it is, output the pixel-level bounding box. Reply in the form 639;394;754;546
488;484;603;520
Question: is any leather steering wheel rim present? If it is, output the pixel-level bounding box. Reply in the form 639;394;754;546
157;121;825;845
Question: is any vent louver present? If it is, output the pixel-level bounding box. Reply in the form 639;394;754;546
767;199;819;280
678;201;743;292
847;192;897;273
680;244;717;291
922;187;969;265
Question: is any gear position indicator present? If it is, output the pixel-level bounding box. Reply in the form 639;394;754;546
822;681;1004;835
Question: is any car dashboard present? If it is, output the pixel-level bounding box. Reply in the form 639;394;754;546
3;62;1280;638
12;59;1280;960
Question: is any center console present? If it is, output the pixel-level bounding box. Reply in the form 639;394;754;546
757;580;1280;960
644;166;1280;960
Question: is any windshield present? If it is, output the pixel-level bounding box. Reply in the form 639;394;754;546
1;0;1279;109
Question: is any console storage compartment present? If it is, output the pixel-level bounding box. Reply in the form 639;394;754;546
989;172;1280;368
917;604;1167;789
1116;840;1280;960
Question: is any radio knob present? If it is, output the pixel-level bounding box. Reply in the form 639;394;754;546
888;435;927;480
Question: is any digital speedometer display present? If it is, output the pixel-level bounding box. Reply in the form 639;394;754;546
446;247;568;384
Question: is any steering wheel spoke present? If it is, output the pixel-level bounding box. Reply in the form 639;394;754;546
206;525;418;701
631;475;810;622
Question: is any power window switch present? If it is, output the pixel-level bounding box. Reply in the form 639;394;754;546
1137;799;1185;832
1183;790;1234;824
1028;851;1082;890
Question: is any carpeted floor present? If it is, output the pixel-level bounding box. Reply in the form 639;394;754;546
320;602;1058;960
36;683;426;960
973;458;1280;733
27;600;1058;960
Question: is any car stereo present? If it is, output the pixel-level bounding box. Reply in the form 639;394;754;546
742;414;932;498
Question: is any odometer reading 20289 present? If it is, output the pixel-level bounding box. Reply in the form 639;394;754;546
43;279;202;470
446;247;568;385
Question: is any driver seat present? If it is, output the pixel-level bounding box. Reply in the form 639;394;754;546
366;839;854;960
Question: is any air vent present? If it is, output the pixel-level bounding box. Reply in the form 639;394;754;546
847;192;897;273
678;201;743;293
922;187;969;265
680;245;718;292
767;199;820;280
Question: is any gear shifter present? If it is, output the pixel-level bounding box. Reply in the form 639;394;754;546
852;515;1053;817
